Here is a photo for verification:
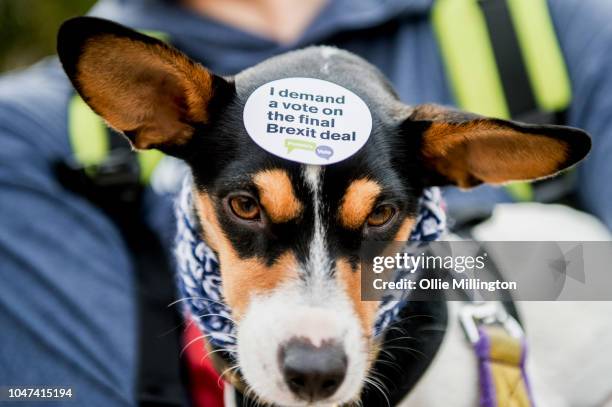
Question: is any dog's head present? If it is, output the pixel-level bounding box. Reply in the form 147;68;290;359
58;17;590;406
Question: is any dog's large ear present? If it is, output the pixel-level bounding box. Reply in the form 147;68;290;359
57;17;233;155
405;104;591;188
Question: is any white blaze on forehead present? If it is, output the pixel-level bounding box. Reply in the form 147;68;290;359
302;164;329;277
320;46;338;74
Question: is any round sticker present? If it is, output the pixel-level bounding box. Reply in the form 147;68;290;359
243;77;373;165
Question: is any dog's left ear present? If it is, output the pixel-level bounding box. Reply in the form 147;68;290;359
57;17;234;155
405;104;591;188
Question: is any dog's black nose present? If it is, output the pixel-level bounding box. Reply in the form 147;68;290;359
279;338;347;402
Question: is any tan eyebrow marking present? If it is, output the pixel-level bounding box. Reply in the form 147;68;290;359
194;191;297;319
253;169;303;223
338;178;382;230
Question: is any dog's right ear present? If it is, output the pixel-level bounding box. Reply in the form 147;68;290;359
57;17;233;156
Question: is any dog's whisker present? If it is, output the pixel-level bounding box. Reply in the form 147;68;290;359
370;370;392;390
419;325;447;333
374;358;403;373
196;331;238;343
167;296;229;309
167;297;203;307
381;345;426;359
389;313;434;324
156;318;191;338
201;346;237;363
363;375;391;407
179;334;208;357
215;363;241;390
384;325;412;336
381;335;417;345
384;325;407;335
367;379;392;405
377;347;397;360
196;312;238;325
244;384;267;407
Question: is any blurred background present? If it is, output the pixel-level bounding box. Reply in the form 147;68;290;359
0;0;95;72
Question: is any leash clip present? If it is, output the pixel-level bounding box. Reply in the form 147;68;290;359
460;301;523;344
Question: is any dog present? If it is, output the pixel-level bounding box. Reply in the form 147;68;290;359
57;17;610;407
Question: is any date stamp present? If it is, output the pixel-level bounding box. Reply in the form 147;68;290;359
0;387;74;402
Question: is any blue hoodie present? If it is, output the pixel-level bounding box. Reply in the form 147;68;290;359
1;0;611;405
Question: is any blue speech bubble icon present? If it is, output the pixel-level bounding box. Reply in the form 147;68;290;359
316;145;334;160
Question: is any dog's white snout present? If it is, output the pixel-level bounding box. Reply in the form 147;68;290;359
237;286;369;406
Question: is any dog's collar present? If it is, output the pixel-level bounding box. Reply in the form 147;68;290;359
174;177;446;350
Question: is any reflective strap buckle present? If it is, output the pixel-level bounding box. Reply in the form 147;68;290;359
460;301;523;344
57;148;143;207
84;149;141;188
463;302;534;406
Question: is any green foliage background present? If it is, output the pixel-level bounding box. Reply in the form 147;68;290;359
0;0;96;72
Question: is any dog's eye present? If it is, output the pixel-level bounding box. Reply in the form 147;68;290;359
229;195;261;221
367;204;396;227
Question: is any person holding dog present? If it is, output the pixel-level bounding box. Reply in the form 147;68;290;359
1;0;611;406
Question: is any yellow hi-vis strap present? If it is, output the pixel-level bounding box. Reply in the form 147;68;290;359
505;0;571;113
433;0;509;119
432;0;571;118
67;30;168;184
68;95;164;184
67;95;108;171
432;0;572;201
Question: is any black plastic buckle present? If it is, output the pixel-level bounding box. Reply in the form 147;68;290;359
56;148;144;211
89;149;141;188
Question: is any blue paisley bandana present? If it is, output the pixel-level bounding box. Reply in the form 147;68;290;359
175;177;446;349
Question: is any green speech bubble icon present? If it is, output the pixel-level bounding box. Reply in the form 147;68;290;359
284;138;317;154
